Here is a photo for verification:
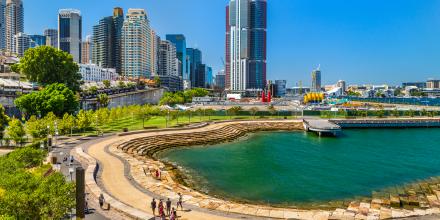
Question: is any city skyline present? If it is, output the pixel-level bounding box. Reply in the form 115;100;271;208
18;0;440;86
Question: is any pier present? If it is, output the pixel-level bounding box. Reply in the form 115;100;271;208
303;119;342;136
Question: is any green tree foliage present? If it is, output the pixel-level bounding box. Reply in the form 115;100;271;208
5;118;26;146
159;88;209;105
15;83;79;117
267;105;277;118
249;107;259;119
60;113;75;136
97;93;110;108
15;46;81;92
15;83;79;116
0;105;10;140
227;106;242;119
103;80;111;88
76;110;92;131
0;147;75;219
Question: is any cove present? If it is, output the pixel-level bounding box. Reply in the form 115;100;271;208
159;129;440;206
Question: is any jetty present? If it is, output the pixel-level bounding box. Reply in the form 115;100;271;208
303;119;341;136
331;118;440;128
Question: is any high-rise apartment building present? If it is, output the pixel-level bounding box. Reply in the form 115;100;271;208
81;35;92;64
166;34;189;88
215;70;226;90
13;32;30;56
226;0;267;91
58;9;82;62
158;40;177;76
121;9;151;78
311;67;322;92
92;7;124;73
44;28;58;48
186;48;202;88
5;0;24;53
0;0;5;50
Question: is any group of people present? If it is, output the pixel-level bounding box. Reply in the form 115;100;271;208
150;193;184;220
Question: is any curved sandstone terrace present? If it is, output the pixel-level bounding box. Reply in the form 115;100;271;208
75;120;440;220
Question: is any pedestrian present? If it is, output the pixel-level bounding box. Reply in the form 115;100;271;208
170;208;175;220
158;199;164;217
70;155;74;163
151;198;157;217
98;194;105;209
172;207;178;220
155;169;160;179
166;198;172;216
177;193;183;210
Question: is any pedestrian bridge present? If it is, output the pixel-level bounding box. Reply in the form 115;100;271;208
303;119;341;136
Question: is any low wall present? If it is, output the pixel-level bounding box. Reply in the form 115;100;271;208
81;88;165;110
331;118;440;128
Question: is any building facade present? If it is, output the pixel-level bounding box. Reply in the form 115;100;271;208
215;70;226;89
12;32;29;56
58;9;82;63
121;9;151;78
336;80;346;94
226;0;267;91
79;63;118;82
5;0;23;53
81;35;92;64
186;48;202;88
166;34;189;88
158;40;177;77
275;80;286;97
311;67;321;92
426;80;440;89
0;0;5;50
44;28;58;48
92;16;114;67
29;34;46;47
112;7;124;74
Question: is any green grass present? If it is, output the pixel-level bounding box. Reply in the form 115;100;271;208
80;115;296;135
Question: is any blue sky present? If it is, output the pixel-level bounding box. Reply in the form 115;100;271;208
24;0;440;87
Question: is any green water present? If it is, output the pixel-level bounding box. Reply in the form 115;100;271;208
160;129;440;205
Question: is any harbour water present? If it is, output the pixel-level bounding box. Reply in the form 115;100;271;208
160;129;440;205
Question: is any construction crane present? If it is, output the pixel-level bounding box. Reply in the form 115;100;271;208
220;57;225;67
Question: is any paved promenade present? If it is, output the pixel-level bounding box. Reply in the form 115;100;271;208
73;120;440;220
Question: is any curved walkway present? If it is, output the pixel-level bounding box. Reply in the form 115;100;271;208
74;120;440;220
78;120;302;220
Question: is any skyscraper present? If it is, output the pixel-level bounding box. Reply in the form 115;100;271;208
166;34;189;88
44;28;58;48
121;9;151;78
81;35;92;64
58;9;82;62
186;48;202;87
158;40;177;76
13;32;30;56
92;7;124;72
5;0;24;53
226;0;267;91
0;0;5;50
311;67;322;92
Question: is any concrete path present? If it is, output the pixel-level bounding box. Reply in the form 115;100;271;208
84;121;291;220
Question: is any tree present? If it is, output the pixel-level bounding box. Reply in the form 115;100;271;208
0;105;10;140
195;108;204;122
60;113;75;136
15;83;79;117
24;116;47;140
88;86;98;95
103;80;111;88
135;105;153;128
227;106;242;119
76;110;92;132
205;108;215;121
249;107;259;119
154;76;161;87
15;46;81;92
5;118;26;146
267;105;277;118
97;94;110;108
118;81;126;89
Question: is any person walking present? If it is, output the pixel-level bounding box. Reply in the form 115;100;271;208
166;198;171;216
177;193;183;211
150;198;157;217
158;199;164;217
98;194;105;209
171;207;177;220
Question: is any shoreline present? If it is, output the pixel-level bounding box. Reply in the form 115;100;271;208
112;120;440;219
